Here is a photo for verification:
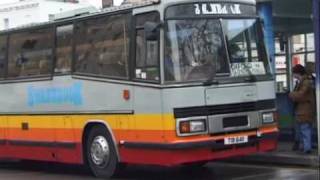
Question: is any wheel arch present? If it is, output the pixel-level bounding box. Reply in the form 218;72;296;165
82;120;120;163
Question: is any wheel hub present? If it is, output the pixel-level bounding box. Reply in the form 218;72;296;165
90;136;110;166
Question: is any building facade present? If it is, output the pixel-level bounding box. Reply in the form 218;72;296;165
0;0;102;31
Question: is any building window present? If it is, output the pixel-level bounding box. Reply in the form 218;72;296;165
275;33;315;93
292;33;315;74
74;13;130;78
275;37;288;93
48;14;55;21
7;27;53;78
4;18;9;29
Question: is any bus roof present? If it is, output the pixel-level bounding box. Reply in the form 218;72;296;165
0;0;256;34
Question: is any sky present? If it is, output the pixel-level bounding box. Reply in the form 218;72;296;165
0;0;16;5
0;0;125;6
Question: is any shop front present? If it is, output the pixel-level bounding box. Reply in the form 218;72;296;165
257;0;319;162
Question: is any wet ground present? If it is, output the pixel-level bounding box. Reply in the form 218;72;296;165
0;161;318;180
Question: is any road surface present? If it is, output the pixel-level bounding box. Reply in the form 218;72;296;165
0;161;318;180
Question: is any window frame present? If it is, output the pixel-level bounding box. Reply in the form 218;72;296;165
163;18;231;83
0;34;8;80
5;24;55;81
72;11;132;80
292;34;315;64
54;23;74;76
132;11;161;84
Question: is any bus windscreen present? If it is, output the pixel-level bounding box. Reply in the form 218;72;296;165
164;18;271;83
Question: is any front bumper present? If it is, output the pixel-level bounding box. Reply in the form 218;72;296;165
119;131;278;166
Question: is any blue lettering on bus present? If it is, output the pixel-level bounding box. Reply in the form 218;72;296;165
27;83;83;107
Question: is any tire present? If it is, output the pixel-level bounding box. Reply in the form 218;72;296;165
86;126;119;178
182;161;208;170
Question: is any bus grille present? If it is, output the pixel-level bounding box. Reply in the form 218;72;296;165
223;116;248;128
174;99;275;118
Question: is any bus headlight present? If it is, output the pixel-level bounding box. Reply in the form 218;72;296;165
178;118;207;135
262;112;274;124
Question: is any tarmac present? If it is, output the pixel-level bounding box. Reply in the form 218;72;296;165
0;161;318;180
230;141;319;167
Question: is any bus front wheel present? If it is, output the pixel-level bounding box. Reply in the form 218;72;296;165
86;126;119;178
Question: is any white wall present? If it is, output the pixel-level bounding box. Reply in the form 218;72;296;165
39;1;93;22
0;0;41;30
79;0;102;9
114;0;124;6
0;0;99;31
0;0;20;5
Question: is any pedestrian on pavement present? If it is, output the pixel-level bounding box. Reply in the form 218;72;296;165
289;64;316;154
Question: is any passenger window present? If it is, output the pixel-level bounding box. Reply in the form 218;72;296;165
0;35;7;79
134;12;160;82
74;13;130;78
7;28;53;78
55;24;73;74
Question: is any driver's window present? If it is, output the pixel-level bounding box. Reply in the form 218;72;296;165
134;12;160;82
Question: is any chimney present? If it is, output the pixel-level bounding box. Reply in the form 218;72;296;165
102;0;113;8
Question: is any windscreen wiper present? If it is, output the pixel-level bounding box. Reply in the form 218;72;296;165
244;75;257;82
203;79;219;86
203;68;219;86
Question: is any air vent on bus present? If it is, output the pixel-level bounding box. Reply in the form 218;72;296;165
223;116;249;129
174;99;275;118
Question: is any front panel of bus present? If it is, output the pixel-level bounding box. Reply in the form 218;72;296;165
159;2;278;156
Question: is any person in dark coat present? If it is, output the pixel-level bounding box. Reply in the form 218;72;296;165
289;64;316;154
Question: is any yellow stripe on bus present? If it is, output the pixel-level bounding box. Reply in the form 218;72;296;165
1;114;176;130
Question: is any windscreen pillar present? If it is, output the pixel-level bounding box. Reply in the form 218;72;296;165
257;2;275;74
313;0;320;158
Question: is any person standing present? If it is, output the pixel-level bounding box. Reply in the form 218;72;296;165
289;64;316;154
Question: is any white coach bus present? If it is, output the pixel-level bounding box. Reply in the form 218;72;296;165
0;0;278;178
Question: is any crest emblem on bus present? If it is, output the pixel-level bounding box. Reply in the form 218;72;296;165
194;3;242;15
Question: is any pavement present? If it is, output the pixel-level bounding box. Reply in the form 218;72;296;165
230;141;319;167
0;161;318;180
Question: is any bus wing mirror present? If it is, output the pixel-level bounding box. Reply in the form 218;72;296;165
144;21;161;41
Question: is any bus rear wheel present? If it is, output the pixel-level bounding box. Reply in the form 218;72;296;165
86;126;119;178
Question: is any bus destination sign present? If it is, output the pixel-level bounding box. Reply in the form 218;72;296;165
166;3;256;18
194;3;242;15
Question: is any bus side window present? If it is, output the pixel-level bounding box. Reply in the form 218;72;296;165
7;27;53;78
0;35;7;79
74;13;130;79
55;24;73;74
134;12;160;82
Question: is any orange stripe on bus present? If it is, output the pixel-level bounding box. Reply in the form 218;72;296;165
3;125;278;144
5;128;82;142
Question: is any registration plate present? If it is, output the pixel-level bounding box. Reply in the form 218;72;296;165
224;136;248;145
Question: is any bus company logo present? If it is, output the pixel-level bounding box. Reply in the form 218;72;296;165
194;3;242;15
27;83;83;107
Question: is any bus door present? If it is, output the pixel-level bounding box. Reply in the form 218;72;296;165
132;12;163;142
